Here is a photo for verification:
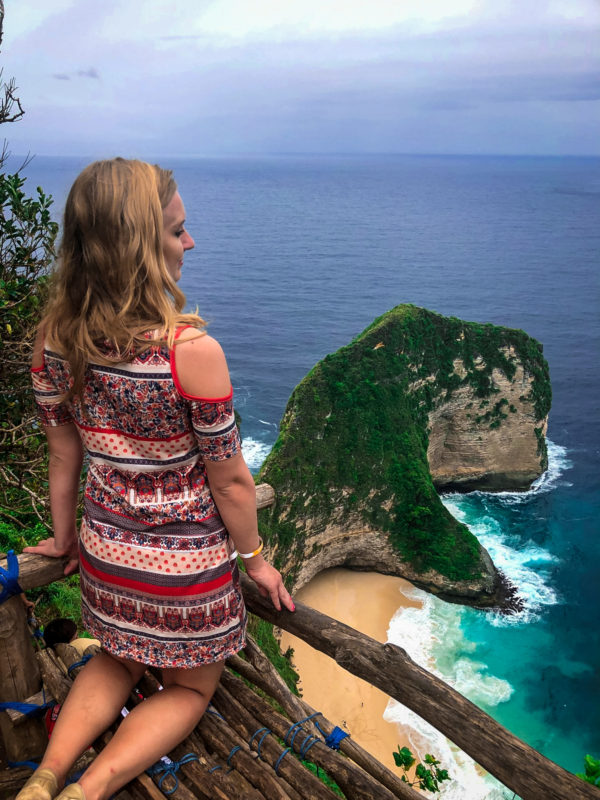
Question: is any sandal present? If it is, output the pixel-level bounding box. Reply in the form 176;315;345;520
15;768;58;800
55;785;86;800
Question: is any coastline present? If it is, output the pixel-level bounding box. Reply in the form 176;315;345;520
279;568;422;772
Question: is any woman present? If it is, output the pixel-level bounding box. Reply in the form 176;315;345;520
18;158;294;800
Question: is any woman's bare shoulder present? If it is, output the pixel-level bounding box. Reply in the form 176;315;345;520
172;333;232;400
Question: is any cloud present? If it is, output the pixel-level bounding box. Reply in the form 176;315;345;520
77;67;100;79
2;0;599;156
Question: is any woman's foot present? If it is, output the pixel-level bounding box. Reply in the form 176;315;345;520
15;768;59;800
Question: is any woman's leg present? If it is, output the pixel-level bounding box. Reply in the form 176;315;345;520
75;660;224;800
38;651;147;786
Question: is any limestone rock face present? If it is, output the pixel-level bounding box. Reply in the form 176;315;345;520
427;358;548;491
259;305;551;605
282;514;502;605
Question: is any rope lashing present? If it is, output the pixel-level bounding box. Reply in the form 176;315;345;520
67;654;93;676
299;735;321;759
226;745;242;767
0;550;23;604
205;704;226;721
146;753;198;795
248;726;272;758
0;699;55;718
324;726;350;750
274;747;292;774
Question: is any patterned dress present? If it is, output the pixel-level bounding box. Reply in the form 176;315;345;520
31;332;247;668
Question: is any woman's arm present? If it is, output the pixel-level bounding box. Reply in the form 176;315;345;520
174;332;294;612
204;453;294;612
24;328;83;575
24;424;83;575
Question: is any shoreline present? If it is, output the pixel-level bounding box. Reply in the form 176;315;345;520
279;568;423;772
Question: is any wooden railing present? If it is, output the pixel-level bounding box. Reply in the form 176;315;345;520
1;482;598;800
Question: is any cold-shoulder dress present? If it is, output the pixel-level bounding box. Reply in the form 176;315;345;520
31;334;247;668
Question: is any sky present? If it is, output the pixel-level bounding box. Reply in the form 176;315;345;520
1;0;599;157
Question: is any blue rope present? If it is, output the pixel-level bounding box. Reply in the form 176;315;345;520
274;747;291;774
146;753;198;795
208;765;222;773
299;735;320;759
0;699;55;718
67;654;93;676
0;550;23;605
205;705;225;721
226;746;241;766
8;760;39;770
324;726;349;750
248;726;271;758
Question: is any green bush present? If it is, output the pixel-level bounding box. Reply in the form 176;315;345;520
0;170;58;528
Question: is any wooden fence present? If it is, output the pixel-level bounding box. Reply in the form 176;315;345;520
1;491;598;799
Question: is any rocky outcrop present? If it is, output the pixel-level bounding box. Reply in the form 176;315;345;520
259;305;551;606
427;352;548;491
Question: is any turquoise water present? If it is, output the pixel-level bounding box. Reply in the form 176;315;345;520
17;153;600;796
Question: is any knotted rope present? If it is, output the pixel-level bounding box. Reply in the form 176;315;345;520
146;753;198;794
0;550;23;604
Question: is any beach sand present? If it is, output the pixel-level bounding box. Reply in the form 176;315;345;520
279;568;423;772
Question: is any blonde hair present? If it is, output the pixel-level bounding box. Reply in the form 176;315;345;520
42;158;204;397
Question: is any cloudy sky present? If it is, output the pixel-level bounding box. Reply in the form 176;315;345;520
2;0;599;157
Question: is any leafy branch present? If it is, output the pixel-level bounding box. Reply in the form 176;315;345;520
393;746;450;793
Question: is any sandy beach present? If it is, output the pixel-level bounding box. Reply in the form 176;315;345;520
280;568;423;772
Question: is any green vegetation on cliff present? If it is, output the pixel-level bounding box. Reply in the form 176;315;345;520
259;305;551;585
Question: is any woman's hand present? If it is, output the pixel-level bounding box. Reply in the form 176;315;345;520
244;558;295;612
24;537;79;576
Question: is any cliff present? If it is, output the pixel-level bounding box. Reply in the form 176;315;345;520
258;305;551;606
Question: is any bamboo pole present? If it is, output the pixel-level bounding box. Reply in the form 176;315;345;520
241;574;598;800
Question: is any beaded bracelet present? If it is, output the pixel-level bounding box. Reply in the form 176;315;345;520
238;537;264;559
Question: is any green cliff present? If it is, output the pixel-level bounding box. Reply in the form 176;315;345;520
258;305;551;606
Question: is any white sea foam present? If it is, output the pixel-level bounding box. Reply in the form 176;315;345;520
380;439;569;796
385;587;513;799
441;498;559;625
241;437;272;472
480;439;573;507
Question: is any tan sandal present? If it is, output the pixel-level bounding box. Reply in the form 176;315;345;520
15;768;58;800
55;785;86;800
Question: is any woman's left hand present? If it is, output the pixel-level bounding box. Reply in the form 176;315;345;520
24;537;79;576
244;558;295;612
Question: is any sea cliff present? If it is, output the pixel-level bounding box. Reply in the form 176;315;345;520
258;305;551;606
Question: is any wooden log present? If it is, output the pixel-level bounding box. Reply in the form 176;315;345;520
0;595;48;760
241;574;598;800
185;730;267;800
3;687;46;724
138;672;266;800
255;482;275;509
0;766;33;800
198;712;302;800
230;642;415;799
54;641;101;675
211;682;341;800
220;669;416;800
0;553;66;591
36;648;73;704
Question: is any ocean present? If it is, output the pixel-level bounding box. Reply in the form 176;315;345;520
12;153;600;797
